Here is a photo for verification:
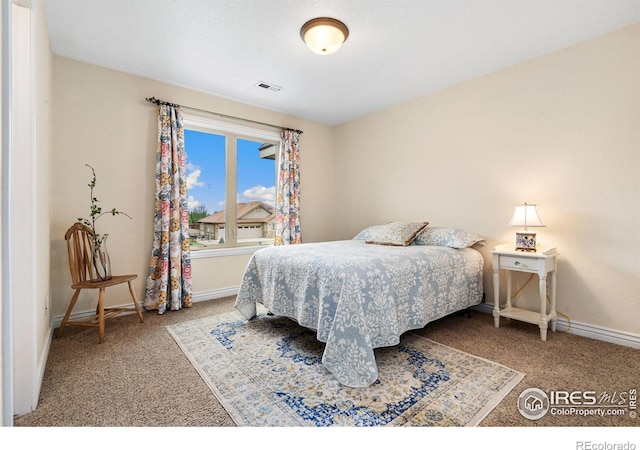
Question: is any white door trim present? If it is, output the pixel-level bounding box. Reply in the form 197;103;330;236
3;0;38;422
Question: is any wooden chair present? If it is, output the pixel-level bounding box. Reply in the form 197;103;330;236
57;222;144;343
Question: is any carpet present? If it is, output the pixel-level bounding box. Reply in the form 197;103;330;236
167;309;525;427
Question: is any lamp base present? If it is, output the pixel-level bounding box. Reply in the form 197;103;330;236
515;231;537;252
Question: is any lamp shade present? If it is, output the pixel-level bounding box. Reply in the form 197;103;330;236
508;203;545;229
300;17;349;55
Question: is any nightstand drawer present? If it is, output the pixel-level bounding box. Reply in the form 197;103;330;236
499;255;538;271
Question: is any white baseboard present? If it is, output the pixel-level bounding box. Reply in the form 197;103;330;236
52;291;640;351
51;305;136;329
472;303;640;350
191;286;240;303
52;286;241;328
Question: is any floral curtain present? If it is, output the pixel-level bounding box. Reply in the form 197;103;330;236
275;128;302;245
144;104;193;314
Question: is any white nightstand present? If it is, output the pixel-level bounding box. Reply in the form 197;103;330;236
491;244;558;340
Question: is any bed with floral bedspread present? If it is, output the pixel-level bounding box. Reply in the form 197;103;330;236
234;224;485;388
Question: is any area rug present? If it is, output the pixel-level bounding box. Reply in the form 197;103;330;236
167;309;524;427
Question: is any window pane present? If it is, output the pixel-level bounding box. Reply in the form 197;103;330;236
184;126;278;252
236;138;276;246
184;129;226;250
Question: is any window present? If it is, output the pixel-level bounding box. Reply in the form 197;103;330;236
183;114;280;253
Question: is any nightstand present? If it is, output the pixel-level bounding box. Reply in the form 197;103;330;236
491;244;558;340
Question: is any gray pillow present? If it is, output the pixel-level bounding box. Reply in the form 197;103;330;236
354;222;429;246
412;227;485;248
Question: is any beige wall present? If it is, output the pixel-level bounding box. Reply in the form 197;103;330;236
334;24;640;336
50;24;638;340
51;57;336;318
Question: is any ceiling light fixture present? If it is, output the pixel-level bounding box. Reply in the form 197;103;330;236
300;17;349;55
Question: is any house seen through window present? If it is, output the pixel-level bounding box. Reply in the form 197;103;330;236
184;114;279;251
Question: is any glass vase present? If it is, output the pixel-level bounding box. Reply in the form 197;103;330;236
92;235;112;281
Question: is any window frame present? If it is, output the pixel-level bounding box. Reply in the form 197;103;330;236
183;113;281;259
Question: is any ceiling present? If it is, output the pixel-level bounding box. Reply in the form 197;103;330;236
42;0;640;126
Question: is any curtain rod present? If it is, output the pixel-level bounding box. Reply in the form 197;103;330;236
145;97;302;134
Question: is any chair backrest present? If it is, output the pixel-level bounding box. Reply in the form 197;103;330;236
65;222;98;285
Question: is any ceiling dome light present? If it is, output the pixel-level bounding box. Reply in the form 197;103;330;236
300;17;349;55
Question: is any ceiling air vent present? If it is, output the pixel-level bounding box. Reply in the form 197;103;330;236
256;81;283;92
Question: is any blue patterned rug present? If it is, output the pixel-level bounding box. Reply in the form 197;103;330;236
167;309;524;426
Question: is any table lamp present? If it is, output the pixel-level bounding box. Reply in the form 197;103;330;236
508;203;545;252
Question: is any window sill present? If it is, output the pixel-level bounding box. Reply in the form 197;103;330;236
190;245;269;259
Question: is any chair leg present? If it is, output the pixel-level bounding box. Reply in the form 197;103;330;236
57;289;81;338
128;280;144;323
98;287;105;344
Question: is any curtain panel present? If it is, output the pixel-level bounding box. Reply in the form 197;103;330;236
144;104;193;314
275;129;302;245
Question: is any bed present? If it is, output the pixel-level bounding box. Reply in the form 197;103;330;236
234;223;485;388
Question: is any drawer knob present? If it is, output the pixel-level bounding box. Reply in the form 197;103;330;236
515;261;521;266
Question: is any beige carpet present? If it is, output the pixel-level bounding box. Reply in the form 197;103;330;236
13;296;640;427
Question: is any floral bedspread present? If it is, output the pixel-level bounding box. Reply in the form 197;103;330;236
234;240;484;387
